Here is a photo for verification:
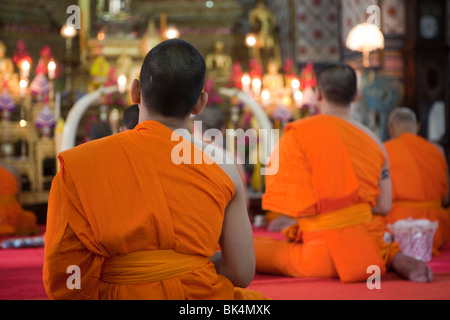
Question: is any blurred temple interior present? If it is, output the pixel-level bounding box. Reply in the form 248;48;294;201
0;0;449;223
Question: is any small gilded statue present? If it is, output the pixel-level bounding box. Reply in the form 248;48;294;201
205;41;233;86
248;0;282;72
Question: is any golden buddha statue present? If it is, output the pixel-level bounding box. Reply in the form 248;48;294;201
248;0;282;72
0;41;14;82
89;47;110;90
116;51;133;80
262;60;284;100
205;41;233;86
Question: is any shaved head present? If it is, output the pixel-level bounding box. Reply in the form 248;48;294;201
316;63;357;107
388;107;419;138
139;39;206;119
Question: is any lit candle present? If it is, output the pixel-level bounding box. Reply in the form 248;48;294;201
118;75;127;94
291;79;300;93
261;89;270;106
48;61;56;80
97;30;106;41
20;119;27;159
294;91;303;108
241;74;251;93
245;34;257;47
19;80;27;98
21;60;30;79
252;78;261;97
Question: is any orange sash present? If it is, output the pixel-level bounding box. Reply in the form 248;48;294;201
101;250;210;284
298;203;372;231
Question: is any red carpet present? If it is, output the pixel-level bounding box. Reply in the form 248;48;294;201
1;226;450;300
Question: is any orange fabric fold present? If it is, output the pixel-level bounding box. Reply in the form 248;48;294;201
255;115;400;283
384;133;450;254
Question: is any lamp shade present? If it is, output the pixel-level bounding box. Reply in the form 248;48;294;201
346;23;385;53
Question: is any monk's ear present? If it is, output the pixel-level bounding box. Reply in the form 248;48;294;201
388;124;395;139
130;79;141;104
191;91;208;116
416;123;421;134
315;87;323;102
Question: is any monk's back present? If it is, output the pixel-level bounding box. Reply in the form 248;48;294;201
61;121;233;256
283;115;385;213
54;121;236;299
328;116;385;206
0;166;18;196
385;133;447;201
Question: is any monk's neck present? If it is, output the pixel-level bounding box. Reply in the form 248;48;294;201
139;110;189;132
321;104;352;121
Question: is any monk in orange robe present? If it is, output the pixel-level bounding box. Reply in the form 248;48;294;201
383;107;450;255
0;164;38;235
43;39;266;300
255;63;433;283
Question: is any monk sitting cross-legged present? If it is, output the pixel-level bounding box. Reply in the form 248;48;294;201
43;39;267;300
382;107;450;255
0;163;38;236
255;63;433;283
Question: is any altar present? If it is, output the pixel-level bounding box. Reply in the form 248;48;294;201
0;0;423;220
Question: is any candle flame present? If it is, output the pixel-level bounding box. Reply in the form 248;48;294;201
48;61;56;71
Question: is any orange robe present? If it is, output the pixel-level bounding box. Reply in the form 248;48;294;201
43;121;265;300
0;166;37;235
255;115;401;283
384;133;450;255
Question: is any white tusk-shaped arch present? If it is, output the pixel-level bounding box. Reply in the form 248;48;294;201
60;86;118;152
218;87;278;154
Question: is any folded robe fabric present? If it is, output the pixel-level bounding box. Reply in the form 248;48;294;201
43;121;266;300
383;133;450;255
256;115;401;283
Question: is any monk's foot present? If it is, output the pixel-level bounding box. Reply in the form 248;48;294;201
391;252;434;283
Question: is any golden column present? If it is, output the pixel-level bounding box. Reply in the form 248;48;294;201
78;0;91;66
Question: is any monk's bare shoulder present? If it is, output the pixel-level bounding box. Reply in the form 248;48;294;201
432;142;447;158
348;119;388;159
207;145;242;191
194;138;242;192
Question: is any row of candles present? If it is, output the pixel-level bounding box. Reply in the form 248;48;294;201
2;59;61;158
16;59;59;136
240;73;304;108
19;59;57;97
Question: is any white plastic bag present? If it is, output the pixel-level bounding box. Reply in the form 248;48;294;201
387;218;438;262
